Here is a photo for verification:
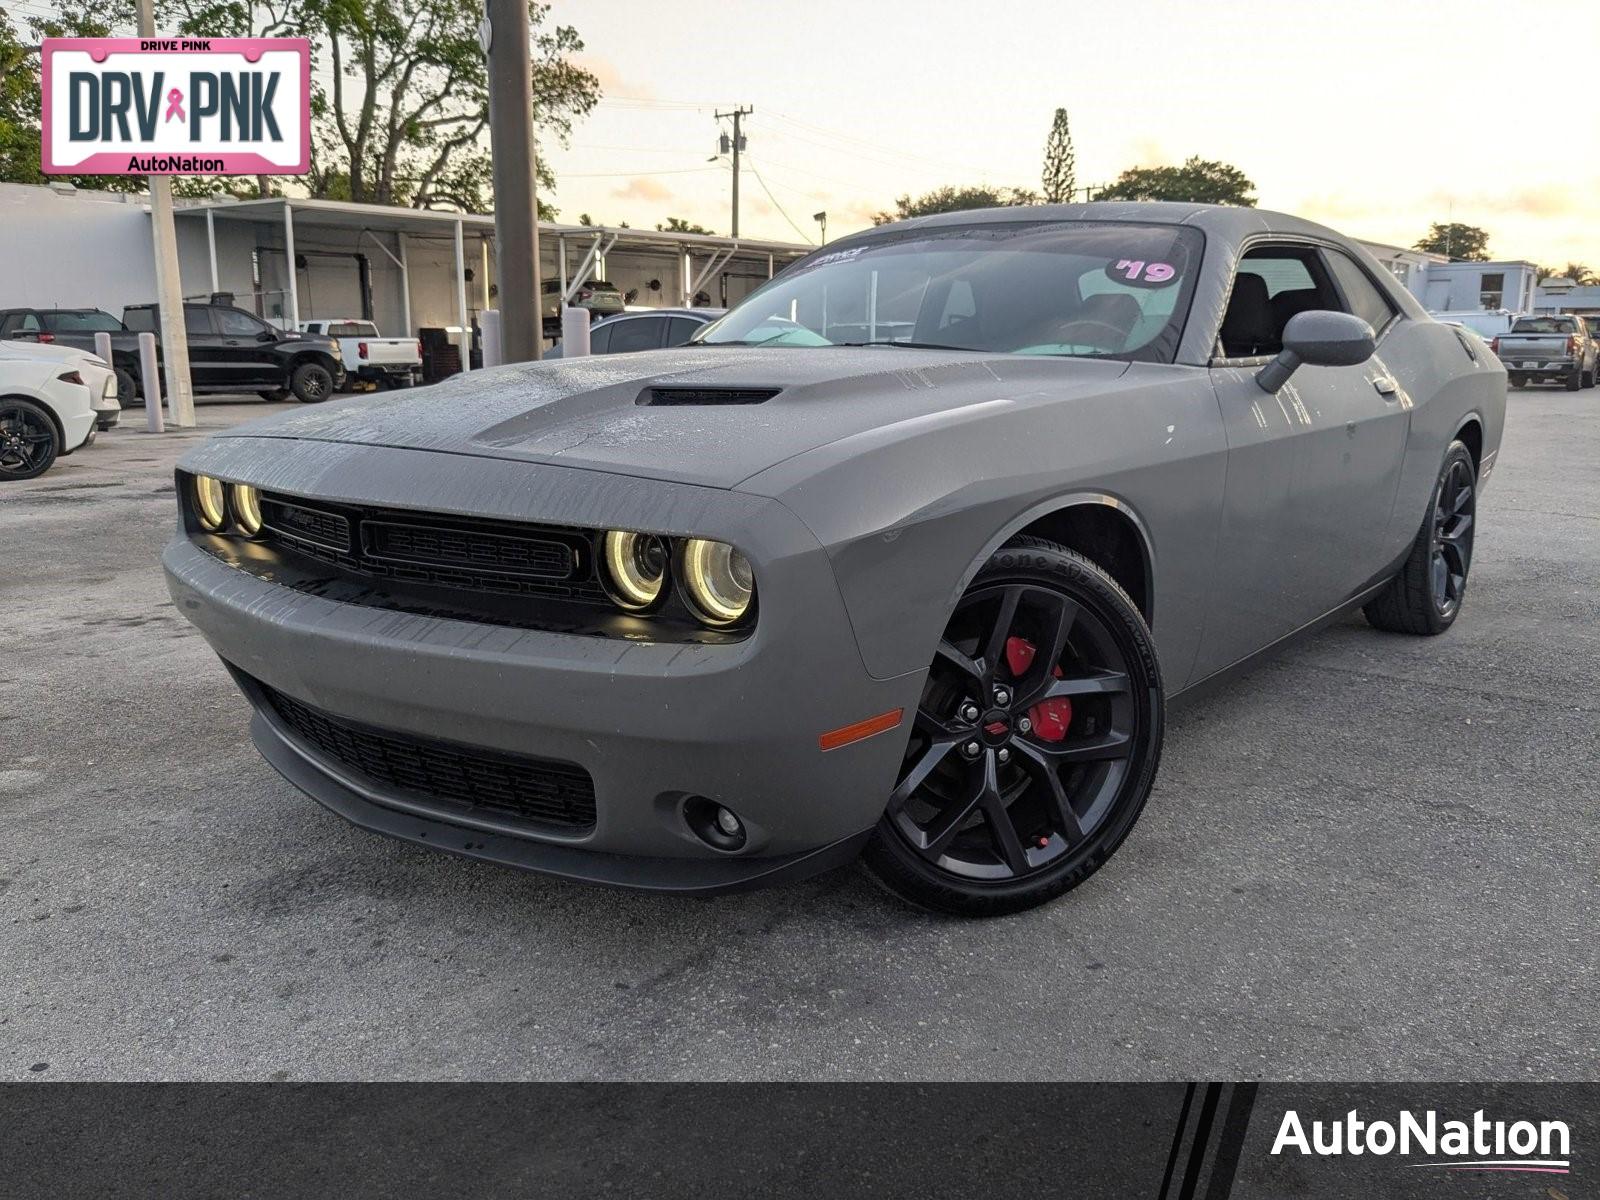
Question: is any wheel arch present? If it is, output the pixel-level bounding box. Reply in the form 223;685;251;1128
289;351;340;377
0;390;65;449
1453;413;1484;471
956;492;1157;629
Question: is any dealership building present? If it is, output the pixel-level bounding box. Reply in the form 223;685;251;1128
0;182;1583;350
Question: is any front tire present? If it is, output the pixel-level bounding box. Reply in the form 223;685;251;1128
862;538;1163;917
1364;441;1476;635
0;397;62;481
290;363;334;403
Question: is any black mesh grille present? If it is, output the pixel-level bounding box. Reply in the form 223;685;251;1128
260;498;352;554
254;492;605;602
259;679;597;833
363;520;575;580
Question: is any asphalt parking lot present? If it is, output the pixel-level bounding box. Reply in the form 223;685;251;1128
2;388;1595;1082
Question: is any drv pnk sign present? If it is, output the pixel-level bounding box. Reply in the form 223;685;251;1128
41;38;310;176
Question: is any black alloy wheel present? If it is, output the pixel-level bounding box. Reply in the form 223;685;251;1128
1364;440;1477;636
863;538;1163;916
0;398;61;481
1430;454;1476;620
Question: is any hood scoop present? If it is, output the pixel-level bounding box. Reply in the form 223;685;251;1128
637;385;782;407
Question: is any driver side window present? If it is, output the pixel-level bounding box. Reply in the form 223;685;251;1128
1218;245;1342;358
217;308;268;337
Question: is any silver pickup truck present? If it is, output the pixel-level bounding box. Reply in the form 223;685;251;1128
1492;315;1597;390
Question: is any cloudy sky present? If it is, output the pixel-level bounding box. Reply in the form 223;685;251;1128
543;0;1600;265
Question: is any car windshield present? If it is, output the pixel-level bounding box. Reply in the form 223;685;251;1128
43;310;124;332
1511;317;1577;333
695;220;1204;362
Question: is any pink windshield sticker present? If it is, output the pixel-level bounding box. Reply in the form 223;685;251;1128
1112;260;1176;285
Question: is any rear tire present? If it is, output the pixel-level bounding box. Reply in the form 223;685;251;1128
0;397;61;481
1565;370;1582;391
1584;366;1596;389
1364;441;1476;636
861;537;1163;917
290;363;333;403
1508;372;1527;389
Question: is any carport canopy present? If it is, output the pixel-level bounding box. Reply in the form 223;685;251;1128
175;196;808;368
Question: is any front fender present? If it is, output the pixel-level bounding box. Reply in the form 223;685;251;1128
743;364;1228;686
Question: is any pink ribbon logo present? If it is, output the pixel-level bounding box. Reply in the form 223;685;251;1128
164;88;185;123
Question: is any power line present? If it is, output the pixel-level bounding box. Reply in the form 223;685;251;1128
744;157;815;246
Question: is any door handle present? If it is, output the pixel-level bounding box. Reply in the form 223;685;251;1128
1372;376;1399;399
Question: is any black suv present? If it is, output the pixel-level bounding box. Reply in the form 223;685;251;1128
0;303;345;404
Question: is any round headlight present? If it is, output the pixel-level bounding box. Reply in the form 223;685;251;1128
231;483;263;536
601;530;669;612
679;538;755;627
194;475;227;531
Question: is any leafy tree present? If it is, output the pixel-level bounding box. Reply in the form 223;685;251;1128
0;2;144;192
657;217;714;235
872;184;1039;225
1414;222;1490;262
1040;107;1076;204
301;0;599;214
1095;156;1256;206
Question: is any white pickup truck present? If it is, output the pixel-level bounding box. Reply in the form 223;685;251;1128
298;319;422;390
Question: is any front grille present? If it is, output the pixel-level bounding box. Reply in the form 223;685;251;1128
261;497;353;554
253;492;604;602
362;519;575;581
258;678;597;833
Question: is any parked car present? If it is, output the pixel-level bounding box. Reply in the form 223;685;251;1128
121;303;346;403
1491;314;1597;390
0;306;146;406
0;354;98;481
2;301;346;403
540;278;625;334
165;203;1504;915
298;319;421;390
544;307;723;359
0;338;121;430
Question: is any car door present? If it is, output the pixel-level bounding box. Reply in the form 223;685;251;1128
178;304;234;389
1194;241;1410;677
214;306;281;384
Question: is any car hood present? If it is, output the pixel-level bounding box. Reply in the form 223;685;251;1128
216;347;1132;489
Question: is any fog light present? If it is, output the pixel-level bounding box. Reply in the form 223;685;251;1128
683;795;747;851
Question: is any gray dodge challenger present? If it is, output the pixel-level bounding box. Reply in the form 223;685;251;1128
164;203;1504;915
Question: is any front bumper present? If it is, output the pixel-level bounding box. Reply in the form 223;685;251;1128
162;442;922;892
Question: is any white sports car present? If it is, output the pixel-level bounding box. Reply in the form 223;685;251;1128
0;340;121;431
0;355;98;481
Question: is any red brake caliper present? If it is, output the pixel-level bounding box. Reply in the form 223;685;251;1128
1005;636;1072;744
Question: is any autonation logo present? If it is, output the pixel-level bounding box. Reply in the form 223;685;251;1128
1272;1108;1572;1175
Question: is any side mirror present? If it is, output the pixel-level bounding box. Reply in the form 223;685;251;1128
257;329;278;342
1255;310;1376;393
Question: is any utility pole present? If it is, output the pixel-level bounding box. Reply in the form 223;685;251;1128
715;106;752;237
482;0;541;361
135;0;195;426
